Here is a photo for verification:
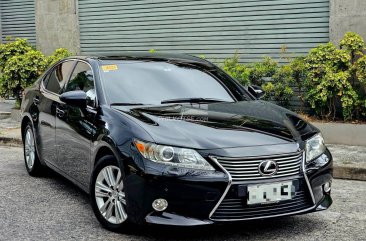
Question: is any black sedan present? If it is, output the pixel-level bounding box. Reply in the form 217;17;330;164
21;53;332;231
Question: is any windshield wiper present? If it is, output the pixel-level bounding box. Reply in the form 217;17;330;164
161;98;229;104
110;103;145;106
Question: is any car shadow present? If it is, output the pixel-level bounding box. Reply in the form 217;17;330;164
40;166;91;201
124;215;323;240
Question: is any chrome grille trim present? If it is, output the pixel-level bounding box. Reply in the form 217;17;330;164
216;152;303;182
208;151;316;221
208;156;232;219
302;152;316;204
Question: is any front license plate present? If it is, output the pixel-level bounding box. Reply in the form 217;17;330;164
247;181;296;205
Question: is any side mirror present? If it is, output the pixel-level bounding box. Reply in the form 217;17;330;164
60;90;87;108
248;85;265;99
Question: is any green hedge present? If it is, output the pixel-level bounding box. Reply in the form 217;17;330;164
220;32;366;122
0;38;71;107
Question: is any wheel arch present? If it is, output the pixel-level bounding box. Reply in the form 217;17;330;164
21;115;32;140
92;138;129;172
90;139;129;192
21;113;45;165
94;146;115;165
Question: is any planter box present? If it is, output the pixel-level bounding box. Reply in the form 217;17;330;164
313;122;366;146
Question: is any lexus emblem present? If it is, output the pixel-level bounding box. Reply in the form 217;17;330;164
258;160;278;176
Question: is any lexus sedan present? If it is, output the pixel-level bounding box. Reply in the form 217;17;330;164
21;52;332;231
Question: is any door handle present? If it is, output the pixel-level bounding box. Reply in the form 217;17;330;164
56;106;65;118
33;96;40;105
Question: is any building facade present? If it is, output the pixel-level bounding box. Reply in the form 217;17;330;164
0;0;365;63
0;0;36;45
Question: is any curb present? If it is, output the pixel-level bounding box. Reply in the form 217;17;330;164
0;139;364;181
0;112;11;120
333;165;366;181
0;137;22;147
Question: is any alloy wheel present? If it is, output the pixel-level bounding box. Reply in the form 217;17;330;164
24;129;35;169
95;165;127;224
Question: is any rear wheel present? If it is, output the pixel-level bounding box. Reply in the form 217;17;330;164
23;123;44;176
90;155;129;231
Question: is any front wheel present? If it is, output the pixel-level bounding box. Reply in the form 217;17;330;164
90;155;129;231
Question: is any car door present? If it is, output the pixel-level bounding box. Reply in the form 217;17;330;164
55;61;97;186
37;60;75;165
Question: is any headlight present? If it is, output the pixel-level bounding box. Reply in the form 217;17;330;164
305;134;326;163
134;140;215;171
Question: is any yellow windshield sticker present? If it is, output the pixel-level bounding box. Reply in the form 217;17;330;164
102;65;118;72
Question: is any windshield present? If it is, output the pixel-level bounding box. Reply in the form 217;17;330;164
99;61;240;105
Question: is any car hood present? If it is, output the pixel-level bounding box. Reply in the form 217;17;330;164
112;100;318;149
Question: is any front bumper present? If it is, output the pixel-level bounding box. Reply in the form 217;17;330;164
123;145;333;226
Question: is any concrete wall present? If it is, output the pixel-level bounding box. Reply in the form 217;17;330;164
36;0;80;55
313;122;366;146
0;7;2;43
330;0;366;44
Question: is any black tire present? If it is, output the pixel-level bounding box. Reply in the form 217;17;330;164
90;155;131;232
23;123;44;176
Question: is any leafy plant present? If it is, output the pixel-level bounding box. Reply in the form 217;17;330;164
47;48;72;66
221;52;250;85
340;32;364;57
301;33;366;121
0;38;34;71
355;55;366;86
262;64;294;107
304;42;359;120
354;55;366;116
0;39;72;107
218;33;366;121
248;57;278;85
222;54;295;107
0;50;48;105
289;57;307;112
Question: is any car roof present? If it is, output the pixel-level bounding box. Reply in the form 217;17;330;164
66;52;215;68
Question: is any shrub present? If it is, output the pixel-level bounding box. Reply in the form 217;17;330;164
340;32;365;57
289;57;307;112
248;57;277;85
47;48;72;66
221;54;295;107
303;32;366;121
355;55;366;86
355;55;366;115
221;52;250;85
342;33;366;120
0;39;72;107
305;42;359;120
0;38;34;71
262;63;294;107
0;50;48;104
211;34;366;122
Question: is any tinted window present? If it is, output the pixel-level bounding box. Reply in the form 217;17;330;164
45;61;75;94
65;61;95;107
100;61;235;105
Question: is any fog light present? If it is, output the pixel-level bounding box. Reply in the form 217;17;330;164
323;181;331;193
152;198;168;212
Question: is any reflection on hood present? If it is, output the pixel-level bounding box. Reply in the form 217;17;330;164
113;101;318;149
